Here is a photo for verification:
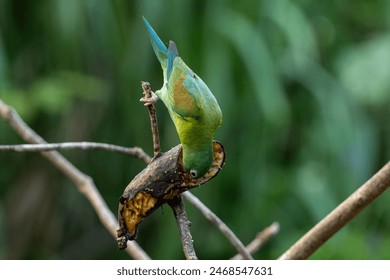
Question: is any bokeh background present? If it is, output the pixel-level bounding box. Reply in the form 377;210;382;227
0;0;389;259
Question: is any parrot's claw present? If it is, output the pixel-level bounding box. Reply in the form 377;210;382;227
140;91;159;106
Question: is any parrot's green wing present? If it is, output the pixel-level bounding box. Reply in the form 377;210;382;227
166;42;202;121
167;66;203;120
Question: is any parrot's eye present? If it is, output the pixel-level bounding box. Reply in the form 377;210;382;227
189;169;198;178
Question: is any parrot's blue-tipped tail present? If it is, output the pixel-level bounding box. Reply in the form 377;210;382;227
142;17;168;66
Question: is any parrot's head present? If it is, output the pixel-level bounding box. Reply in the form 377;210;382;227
182;144;214;179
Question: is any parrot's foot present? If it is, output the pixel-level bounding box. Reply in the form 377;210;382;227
140;91;159;106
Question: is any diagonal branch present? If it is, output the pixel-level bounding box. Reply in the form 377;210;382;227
183;192;253;260
0;99;150;260
279;161;390;260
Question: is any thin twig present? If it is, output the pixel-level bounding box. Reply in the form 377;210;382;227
0;99;150;260
168;195;198;260
231;222;280;260
0;142;151;163
141;81;161;157
183;192;253;260
279;161;390;260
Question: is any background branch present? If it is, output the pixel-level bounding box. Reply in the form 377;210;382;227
0;99;150;260
231;222;280;260
279;161;390;260
0;142;151;163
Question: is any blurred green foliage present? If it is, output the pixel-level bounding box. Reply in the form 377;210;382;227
0;0;389;259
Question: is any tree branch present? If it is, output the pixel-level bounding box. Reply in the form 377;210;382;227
0;142;151;163
2;80;255;260
183;192;253;260
168;195;198;260
0;99;150;260
231;222;280;260
279;161;390;260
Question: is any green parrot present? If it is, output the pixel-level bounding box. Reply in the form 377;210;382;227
141;17;222;179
